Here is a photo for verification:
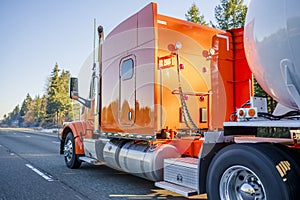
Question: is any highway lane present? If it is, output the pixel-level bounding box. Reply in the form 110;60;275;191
0;128;207;200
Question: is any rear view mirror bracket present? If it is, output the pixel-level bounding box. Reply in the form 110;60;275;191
70;77;91;108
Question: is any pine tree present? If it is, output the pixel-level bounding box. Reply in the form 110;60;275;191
185;3;208;25
46;63;60;116
24;95;47;127
57;69;73;122
3;105;21;127
19;93;33;126
46;63;73;126
213;0;248;29
3;63;73;128
253;81;276;113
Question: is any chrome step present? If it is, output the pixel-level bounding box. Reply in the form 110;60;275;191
79;156;103;165
155;181;198;196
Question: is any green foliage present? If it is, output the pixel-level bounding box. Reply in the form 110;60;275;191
46;63;61;116
20;94;32;117
19;93;32;126
1;63;73;128
185;3;208;25
1;105;20;127
23;95;47;127
46;63;73;126
254;79;277;113
254;79;287;138
213;0;248;30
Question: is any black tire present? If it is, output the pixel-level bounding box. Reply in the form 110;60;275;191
64;132;82;169
206;143;300;200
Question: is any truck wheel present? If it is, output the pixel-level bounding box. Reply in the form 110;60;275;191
206;143;300;200
64;132;82;169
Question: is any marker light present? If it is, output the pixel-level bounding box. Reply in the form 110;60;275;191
238;109;245;117
199;96;205;102
237;107;257;121
179;63;184;70
248;108;256;117
184;95;188;100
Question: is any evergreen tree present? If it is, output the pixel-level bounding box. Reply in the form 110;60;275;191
3;105;21;127
3;63;73;128
254;81;277;114
24;95;47;127
46;63;61;117
213;0;248;30
23;100;35;126
185;3;208;25
46;63;72;126
57;69;73;123
19;93;33;126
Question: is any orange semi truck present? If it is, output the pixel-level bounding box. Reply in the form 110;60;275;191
60;1;300;199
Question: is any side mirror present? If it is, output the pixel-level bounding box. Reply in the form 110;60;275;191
70;77;79;99
69;77;91;108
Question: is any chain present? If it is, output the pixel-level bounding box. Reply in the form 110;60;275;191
176;51;200;132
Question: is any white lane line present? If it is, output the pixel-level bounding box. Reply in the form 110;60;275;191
29;132;57;137
25;164;54;182
52;141;60;144
20;130;58;138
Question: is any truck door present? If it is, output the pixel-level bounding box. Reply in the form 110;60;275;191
119;55;136;126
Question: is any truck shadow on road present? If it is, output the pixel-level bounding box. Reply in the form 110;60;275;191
71;163;207;200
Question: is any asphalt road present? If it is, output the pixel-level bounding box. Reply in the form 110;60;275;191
0;128;207;200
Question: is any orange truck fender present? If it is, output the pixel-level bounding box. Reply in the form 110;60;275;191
60;121;86;155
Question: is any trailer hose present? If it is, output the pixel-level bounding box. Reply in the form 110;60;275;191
258;111;300;120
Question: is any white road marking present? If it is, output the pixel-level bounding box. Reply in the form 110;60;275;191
34;132;58;138
52;141;60;144
25;164;54;182
20;130;58;138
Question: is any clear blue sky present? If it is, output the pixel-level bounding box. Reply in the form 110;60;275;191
0;0;249;119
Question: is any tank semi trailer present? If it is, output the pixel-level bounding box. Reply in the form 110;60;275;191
60;1;300;199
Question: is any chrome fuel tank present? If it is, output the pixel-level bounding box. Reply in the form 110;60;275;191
102;140;127;171
119;142;180;181
102;139;180;181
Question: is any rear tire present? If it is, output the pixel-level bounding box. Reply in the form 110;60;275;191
206;143;300;200
64;132;82;169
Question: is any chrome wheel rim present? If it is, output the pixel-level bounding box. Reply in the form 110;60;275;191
64;139;73;162
220;165;266;200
